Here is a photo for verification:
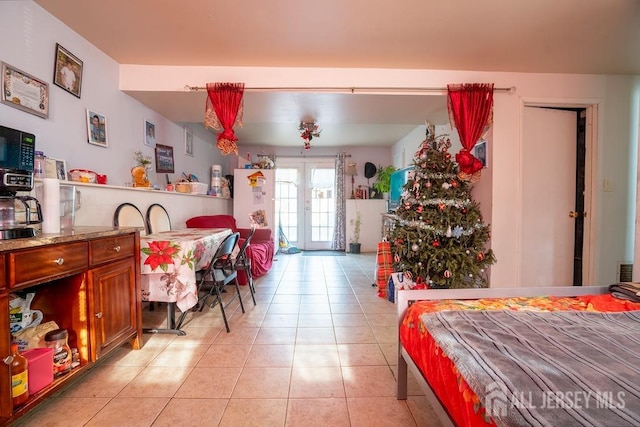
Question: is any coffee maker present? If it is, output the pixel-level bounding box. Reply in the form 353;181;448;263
0;125;43;239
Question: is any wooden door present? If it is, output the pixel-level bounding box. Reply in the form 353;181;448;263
521;106;578;286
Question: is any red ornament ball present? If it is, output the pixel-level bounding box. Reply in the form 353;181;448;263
432;240;440;248
444;270;452;278
477;252;485;261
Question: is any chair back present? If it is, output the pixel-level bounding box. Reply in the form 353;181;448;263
237;226;256;261
214;232;240;263
113;203;147;236
146;203;171;234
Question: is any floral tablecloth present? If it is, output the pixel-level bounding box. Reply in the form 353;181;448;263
140;227;232;312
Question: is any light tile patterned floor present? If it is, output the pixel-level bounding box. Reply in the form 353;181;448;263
14;253;442;426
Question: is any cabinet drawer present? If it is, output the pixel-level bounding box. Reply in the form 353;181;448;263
9;242;88;288
89;234;134;266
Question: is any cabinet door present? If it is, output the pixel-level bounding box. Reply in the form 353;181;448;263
0;292;10;419
88;258;137;360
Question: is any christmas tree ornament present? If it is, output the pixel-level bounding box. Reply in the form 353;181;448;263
426;181;431;187
444;270;452;278
411;244;419;251
477;252;485;261
432;240;440;247
446;226;452;237
442;182;451;189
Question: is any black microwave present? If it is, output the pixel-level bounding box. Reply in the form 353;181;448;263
0;124;36;193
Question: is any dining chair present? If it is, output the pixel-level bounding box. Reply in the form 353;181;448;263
143;203;171;312
113;202;147;236
234;226;256;306
145;203;171;234
196;232;243;332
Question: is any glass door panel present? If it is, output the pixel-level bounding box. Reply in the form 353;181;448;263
276;159;335;250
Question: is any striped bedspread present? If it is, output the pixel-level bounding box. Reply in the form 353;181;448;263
421;310;640;426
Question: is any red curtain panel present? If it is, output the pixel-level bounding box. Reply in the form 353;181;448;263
205;82;245;155
447;83;494;178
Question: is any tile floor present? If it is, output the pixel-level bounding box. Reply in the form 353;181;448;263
14;252;442;426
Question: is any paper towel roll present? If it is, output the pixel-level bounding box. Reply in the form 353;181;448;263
42;178;60;234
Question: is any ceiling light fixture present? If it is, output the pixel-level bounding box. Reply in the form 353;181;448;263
298;121;321;150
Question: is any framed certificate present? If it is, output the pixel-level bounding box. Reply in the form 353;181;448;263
1;62;49;119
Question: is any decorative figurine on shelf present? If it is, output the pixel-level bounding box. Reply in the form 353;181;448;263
132;150;152;188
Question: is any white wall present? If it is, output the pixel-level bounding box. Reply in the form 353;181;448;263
61;183;232;229
0;1;225;189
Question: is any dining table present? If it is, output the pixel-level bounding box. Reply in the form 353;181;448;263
139;227;232;335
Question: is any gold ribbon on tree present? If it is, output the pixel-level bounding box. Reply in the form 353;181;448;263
205;83;245;155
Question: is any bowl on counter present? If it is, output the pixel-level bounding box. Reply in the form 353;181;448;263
69;169;98;183
175;182;191;193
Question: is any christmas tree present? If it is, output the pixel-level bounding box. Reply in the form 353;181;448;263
389;126;496;289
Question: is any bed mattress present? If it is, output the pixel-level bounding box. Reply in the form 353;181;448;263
399;294;640;426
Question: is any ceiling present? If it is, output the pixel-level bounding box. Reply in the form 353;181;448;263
35;0;640;148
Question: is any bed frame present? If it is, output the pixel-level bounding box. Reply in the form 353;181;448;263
396;285;610;427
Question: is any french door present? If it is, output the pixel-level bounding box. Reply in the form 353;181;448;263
276;158;335;250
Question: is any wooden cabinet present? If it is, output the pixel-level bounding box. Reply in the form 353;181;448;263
88;258;137;359
0;228;142;426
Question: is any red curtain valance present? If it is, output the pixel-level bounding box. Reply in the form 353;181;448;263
447;83;494;181
205;82;245;155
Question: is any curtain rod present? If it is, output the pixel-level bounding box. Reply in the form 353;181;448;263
184;85;516;94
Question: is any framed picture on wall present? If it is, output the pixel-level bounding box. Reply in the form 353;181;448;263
53;43;83;98
45;157;68;180
474;140;487;168
0;62;49;119
184;126;194;156
144;119;156;147
86;109;108;147
155;144;174;173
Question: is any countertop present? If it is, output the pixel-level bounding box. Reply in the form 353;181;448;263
0;226;141;251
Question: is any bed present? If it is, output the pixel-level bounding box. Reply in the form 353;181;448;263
395;286;640;427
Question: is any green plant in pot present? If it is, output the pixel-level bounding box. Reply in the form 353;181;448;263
349;211;361;254
373;165;396;199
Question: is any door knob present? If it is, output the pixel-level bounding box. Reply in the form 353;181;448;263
569;211;578;218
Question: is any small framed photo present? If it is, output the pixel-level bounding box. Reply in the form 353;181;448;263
474;140;487;168
45;157;68;180
53;43;83;98
144;119;156;147
155;144;175;173
1;61;49;119
86;109;108;147
184;126;194;156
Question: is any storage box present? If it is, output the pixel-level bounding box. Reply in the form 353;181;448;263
188;182;209;194
23;347;54;394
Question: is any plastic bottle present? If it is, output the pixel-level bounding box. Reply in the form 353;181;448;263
10;342;29;407
34;151;46;179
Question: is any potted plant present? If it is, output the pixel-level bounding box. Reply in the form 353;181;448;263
349;211;361;254
373;165;396;199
